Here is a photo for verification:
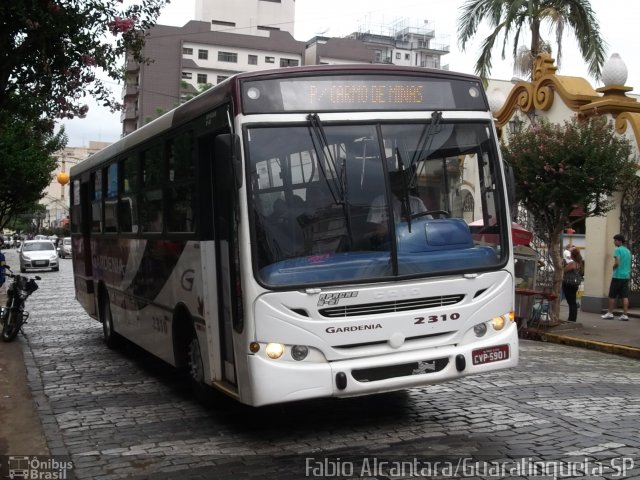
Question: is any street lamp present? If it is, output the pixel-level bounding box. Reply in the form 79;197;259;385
508;115;523;135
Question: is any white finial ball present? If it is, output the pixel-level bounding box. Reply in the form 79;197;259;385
602;53;628;86
487;88;506;113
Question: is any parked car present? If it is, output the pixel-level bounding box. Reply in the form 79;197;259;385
58;237;72;258
19;240;59;272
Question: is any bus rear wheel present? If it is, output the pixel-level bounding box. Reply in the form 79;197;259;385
101;293;122;349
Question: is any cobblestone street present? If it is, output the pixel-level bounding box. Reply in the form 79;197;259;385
4;249;640;479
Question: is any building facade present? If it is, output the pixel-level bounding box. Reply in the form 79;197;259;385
42;141;111;230
121;2;450;136
195;0;295;36
489;53;640;312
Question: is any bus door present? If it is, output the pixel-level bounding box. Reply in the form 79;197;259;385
199;133;241;387
72;177;96;317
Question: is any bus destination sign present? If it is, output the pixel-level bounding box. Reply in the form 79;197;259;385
306;82;425;106
242;75;486;114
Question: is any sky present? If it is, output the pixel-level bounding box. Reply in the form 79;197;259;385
60;0;640;147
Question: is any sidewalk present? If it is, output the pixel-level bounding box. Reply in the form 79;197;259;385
535;303;640;359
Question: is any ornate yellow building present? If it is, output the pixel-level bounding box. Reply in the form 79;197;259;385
489;53;640;312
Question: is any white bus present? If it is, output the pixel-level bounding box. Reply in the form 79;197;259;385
70;65;518;407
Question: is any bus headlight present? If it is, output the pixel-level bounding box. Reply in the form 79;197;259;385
473;323;487;337
291;345;309;361
492;316;506;331
265;343;284;359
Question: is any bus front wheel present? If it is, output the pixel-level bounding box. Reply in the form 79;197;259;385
188;329;205;385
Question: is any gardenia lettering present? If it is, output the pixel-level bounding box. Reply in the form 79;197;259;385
326;324;382;333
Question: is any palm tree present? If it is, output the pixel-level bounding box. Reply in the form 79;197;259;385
457;0;607;82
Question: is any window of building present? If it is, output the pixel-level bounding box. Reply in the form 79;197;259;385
216;75;229;84
182;47;193;55
265;56;275;63
280;58;299;67
212;20;235;27
395;52;401;59
248;54;258;65
405;53;410;60
197;73;207;84
257;25;280;31
181;72;192;79
218;51;238;63
259;0;281;3
198;49;208;60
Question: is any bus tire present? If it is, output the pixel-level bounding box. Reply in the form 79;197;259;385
186;325;217;404
187;327;205;386
100;291;122;349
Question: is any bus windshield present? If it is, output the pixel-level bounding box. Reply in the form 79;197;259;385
247;119;507;288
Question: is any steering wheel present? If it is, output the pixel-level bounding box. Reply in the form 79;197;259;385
411;209;450;219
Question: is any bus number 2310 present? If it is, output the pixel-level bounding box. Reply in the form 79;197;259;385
414;313;460;324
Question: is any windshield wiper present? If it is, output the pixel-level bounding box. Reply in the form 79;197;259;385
306;113;353;245
306;113;345;205
409;111;442;187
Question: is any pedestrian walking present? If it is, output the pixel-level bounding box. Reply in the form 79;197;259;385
562;247;583;322
601;234;631;321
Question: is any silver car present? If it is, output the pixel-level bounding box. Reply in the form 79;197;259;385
58;237;72;258
19;240;59;272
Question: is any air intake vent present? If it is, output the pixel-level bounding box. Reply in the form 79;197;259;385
319;294;464;318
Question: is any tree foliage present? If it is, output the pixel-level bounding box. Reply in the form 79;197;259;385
502;116;635;317
457;0;607;82
0;1;168;227
0;0;169;122
0;114;67;230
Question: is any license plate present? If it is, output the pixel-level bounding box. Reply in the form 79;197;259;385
472;344;510;365
34;260;46;266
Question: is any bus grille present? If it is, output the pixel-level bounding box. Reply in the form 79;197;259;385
319;294;464;318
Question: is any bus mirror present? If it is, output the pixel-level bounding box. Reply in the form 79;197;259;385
214;134;243;190
503;160;516;217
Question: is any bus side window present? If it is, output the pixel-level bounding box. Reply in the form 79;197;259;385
167;186;195;232
70;180;81;234
119;155;139;233
104;163;118;232
141;144;164;233
141;190;163;233
91;170;103;233
167;133;196;233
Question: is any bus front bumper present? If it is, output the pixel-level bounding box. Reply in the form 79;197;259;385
244;324;518;407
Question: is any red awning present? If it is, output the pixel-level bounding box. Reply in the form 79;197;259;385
468;220;533;246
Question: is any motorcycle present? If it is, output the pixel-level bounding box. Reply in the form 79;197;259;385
1;268;40;342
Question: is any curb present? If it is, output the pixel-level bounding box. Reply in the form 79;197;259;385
543;332;640;360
